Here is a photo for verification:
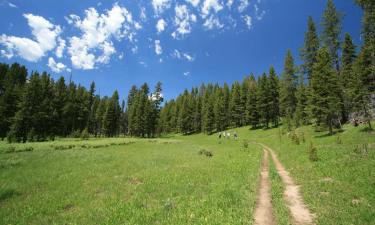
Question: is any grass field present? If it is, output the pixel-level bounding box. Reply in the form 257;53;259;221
0;122;374;224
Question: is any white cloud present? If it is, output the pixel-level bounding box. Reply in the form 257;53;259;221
186;0;200;7
226;0;234;9
172;49;195;62
156;19;167;34
203;15;223;30
183;52;194;61
67;4;137;70
238;0;249;13
243;15;252;29
119;52;124;59
172;5;197;39
131;46;138;54
152;0;171;15
8;2;17;8
201;0;223;18
155;40;162;55
47;57;68;73
134;22;142;30
0;13;61;62
140;7;147;21
183;71;190;76
55;38;65;58
254;4;266;20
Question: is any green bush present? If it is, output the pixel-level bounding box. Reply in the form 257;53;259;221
243;140;249;148
81;129;90;140
308;142;318;162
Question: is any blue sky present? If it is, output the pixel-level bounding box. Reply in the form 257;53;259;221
0;0;363;100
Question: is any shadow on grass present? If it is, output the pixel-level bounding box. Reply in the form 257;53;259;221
314;129;344;138
360;127;374;133
0;189;20;202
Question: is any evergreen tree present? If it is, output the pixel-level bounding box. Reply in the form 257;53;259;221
341;33;357;121
103;91;121;137
321;0;342;71
214;88;226;131
257;73;270;128
178;90;194;134
246;75;259;128
268;66;280;127
0;63;27;138
350;49;373;129
310;47;342;134
295;75;309;127
230;81;243;127
280;50;297;128
301;16;320;82
202;88;215;134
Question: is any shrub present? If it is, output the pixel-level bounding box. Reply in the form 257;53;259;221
5;146;16;153
290;131;300;145
243;140;249;149
336;135;342;144
308;142;318;162
81;129;90;140
198;149;213;157
70;130;81;138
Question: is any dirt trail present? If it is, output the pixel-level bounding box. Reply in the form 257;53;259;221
262;144;315;225
253;149;275;225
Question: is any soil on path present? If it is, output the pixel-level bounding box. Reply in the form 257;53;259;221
262;144;315;225
253;149;276;225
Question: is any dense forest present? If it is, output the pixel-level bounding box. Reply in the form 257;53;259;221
0;0;373;142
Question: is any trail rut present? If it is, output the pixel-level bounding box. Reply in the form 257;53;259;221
262;144;315;225
253;149;275;225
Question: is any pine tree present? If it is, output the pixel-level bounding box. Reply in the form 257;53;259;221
350;49;373;129
246;74;259;128
0;63;27;138
178;90;194;134
321;0;342;71
301;16;320;82
103;91;121;137
268;66;280;127
257;73;270;128
202;88;215;134
222;83;231;129
280;50;297;128
230;81;243;127
295;75;309;127
310;47;342;134
214;88;226;131
341;33;357;121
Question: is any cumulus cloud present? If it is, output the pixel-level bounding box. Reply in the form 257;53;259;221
183;71;190;76
254;4;266;20
172;49;194;62
243;15;252;29
226;0;234;9
203;15;223;30
55;38;65;58
172;4;197;39
140;7;147;21
154;40;162;55
152;0;171;15
186;0;200;7
67;4;137;70
0;13;61;62
156;19;167;34
201;0;223;18
47;57;69;73
8;2;17;8
238;0;249;13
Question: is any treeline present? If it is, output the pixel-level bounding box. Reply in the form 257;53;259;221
0;0;373;142
159;0;374;135
0;63;164;142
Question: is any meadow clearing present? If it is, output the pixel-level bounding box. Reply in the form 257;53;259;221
0;122;374;225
